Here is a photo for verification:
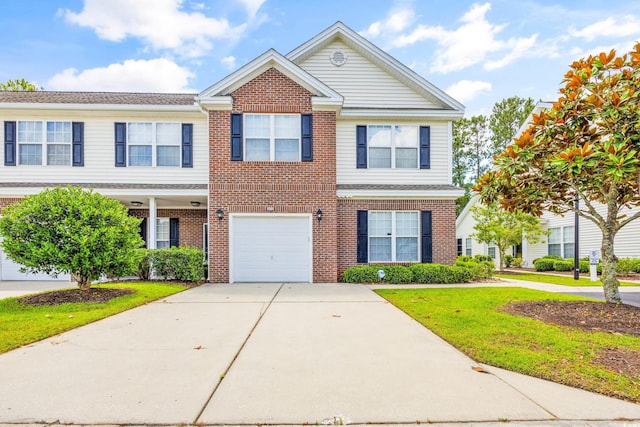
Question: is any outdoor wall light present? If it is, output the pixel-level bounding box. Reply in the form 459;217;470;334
190;201;201;207
131;201;143;207
216;208;224;221
316;209;323;222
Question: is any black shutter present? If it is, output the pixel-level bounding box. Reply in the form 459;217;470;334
357;210;368;263
169;218;179;248
139;218;147;248
230;113;243;161
182;123;193;168
72;122;84;167
4;121;16;166
301;114;313;161
114;122;126;167
421;211;433;263
356;125;367;168
419;126;430;169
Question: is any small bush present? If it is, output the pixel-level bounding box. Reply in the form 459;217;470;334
504;254;514;268
553;260;573;271
579;260;589;273
342;266;380;283
149;246;205;282
411;264;447;283
455;260;492;279
446;266;474;283
633;259;640;273
474;254;492;262
545;254;563;260
533;258;555;271
378;265;413;284
456;255;473;263
136;248;151;280
512;257;523;268
616;258;637;275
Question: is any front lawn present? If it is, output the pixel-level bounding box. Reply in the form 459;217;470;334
495;271;637;286
376;287;640;403
0;282;186;354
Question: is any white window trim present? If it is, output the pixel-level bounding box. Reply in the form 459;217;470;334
548;226;575;258
127;122;181;167
17;120;72;166
367;124;419;169
465;237;472;256
243;113;301;162
156;218;170;249
368;210;420;262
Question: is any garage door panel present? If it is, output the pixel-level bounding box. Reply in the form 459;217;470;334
232;216;311;283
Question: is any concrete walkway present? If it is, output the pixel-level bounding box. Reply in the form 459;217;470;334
0;282;638;426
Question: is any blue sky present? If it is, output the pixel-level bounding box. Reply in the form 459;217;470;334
2;0;640;116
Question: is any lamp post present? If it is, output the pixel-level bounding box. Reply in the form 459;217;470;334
574;194;579;280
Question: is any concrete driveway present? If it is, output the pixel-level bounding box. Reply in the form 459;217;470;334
0;282;638;426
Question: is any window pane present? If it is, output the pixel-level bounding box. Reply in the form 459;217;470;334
157;145;180;166
156;123;181;145
394;126;418;147
466;237;472;256
46;121;71;143
396;212;418;236
47;144;70;165
368;125;391;146
274;115;299;138
17;121;42;142
245;115;270;138
369;147;391;168
370;237;391;261
128;123;153;144
563;226;574;243
548;243;562;257
369;212;391;236
488;246;496;259
275;139;299;161
564;243;575;260
245;139;270;161
395;148;417;168
156;218;170;248
129;145;152;166
548;228;561;244
396;237;418;262
18;144;42;165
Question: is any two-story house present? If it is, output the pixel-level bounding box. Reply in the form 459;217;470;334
1;22;464;282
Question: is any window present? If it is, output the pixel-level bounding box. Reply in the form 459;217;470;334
368;125;418;169
368;211;419;262
488;243;496;259
548;226;574;258
156;218;170;249
17;121;72;165
457;238;463;256
465;237;472;256
245;114;300;161
128;122;181;167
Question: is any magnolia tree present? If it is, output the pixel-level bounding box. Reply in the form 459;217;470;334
0;187;143;290
470;202;545;271
476;44;640;303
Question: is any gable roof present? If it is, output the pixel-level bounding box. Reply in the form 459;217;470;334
286;21;464;115
197;49;343;109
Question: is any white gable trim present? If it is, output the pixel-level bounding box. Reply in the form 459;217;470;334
287;21;465;114
197;49;343;109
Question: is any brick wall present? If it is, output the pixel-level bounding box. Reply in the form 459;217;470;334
208;67;338;283
0;198;22;214
336;199;457;277
129;208;207;249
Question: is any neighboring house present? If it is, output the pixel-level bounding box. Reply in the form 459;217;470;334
457;102;640;268
1;22;465;282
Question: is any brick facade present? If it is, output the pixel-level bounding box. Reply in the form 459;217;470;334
0;198;22;214
129;208;207;249
336;199;457;277
208;68;338;283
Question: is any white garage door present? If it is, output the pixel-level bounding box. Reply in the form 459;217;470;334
1;247;70;281
231;215;312;283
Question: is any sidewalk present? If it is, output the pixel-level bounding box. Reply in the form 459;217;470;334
0;282;638;426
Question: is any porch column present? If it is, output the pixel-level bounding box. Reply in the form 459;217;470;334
148;196;157;249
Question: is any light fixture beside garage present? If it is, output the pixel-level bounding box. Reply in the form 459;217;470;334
316;209;323;222
131;201;143;207
190;201;201;207
216;208;224;220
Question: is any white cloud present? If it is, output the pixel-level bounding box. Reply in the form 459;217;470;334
360;7;415;38
569;16;640;41
388;2;539;73
46;58;194;92
62;0;247;58
221;55;237;70
445;80;492;103
237;0;266;20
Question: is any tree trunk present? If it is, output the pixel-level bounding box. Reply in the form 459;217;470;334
600;228;621;303
76;276;92;291
497;245;506;271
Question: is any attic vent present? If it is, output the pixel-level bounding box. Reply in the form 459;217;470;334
330;50;347;66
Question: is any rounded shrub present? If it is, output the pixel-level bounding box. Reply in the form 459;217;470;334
474;254;492;262
533;258;555;271
553;260;573;271
341;266;380;283
455;260;492;279
456;255;473;263
616;258;637;275
410;263;446;283
444;266;474;283
579;260;589;273
378;265;413;284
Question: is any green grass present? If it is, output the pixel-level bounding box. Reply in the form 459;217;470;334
0;282;186;354
495;271;637;286
376;287;640;403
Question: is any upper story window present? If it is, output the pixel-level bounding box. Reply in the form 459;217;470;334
244;114;301;162
17;121;72;166
356;124;430;170
128;122;181;167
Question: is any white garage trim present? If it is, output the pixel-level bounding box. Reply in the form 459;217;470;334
229;213;313;283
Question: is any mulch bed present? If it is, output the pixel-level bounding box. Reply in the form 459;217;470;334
18;288;135;306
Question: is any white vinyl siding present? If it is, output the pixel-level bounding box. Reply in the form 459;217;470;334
297;40;443;109
1;110;208;185
337;119;450;185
